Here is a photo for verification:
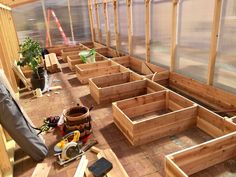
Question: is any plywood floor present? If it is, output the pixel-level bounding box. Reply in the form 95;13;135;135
13;61;234;177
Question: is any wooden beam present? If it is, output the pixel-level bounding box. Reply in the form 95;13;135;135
0;3;11;10
126;0;133;55
145;0;151;62
1;0;38;7
67;0;75;43
41;0;52;46
207;0;222;85
88;0;95;42
103;0;110;47
113;0;120;52
170;0;178;71
94;0;102;43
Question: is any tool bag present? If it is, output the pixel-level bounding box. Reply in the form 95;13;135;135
63;105;92;138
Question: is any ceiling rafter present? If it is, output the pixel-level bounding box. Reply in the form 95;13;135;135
0;0;39;8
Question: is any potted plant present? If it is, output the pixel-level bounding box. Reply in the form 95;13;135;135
17;37;46;90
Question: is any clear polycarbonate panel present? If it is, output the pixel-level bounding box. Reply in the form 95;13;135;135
44;0;72;45
70;0;91;42
98;3;106;45
150;0;172;68
107;2;116;48
175;0;214;83
12;1;46;46
118;0;129;54
132;0;145;59
214;0;236;93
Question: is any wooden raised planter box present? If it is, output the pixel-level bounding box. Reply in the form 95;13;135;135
67;54;106;71
61;45;86;62
75;60;129;84
96;47;124;58
46;44;69;56
112;90;197;146
89;72;159;104
165;122;236;176
113;56;169;86
81;42;105;49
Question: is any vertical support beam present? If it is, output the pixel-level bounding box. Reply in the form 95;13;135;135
88;0;95;42
67;0;75;43
113;0;120;52
145;0;151;62
94;0;102;43
103;0;110;47
170;0;178;71
207;0;222;85
126;0;133;55
41;0;52;47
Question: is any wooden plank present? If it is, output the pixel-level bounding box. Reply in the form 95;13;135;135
31;163;51;177
207;0;222;85
103;0;110;47
170;0;178;71
113;0;120;52
165;157;188;177
94;0;102;42
41;0;52;46
168;131;236;176
2;0;38;7
0;3;11;10
67;0;75;43
126;0;133;55
96;149;129;177
88;0;95;42
145;0;151;62
169;72;236;111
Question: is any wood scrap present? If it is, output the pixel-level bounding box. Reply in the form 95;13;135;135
74;155;88;177
90;146;102;154
45;53;62;73
31;163;51;177
141;62;153;75
96;149;129;177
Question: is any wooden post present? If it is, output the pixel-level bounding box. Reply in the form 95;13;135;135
126;0;133;55
113;0;120;52
94;0;102;43
88;0;95;42
145;0;151;62
41;0;52;47
103;0;110;47
170;0;178;71
67;0;75;43
207;0;222;85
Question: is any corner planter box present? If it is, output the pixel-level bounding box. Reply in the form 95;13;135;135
95;47;124;58
81;41;105;49
113;91;197;146
61;45;86;62
165;129;236;176
75;60;129;84
67;54;106;71
89;72;156;104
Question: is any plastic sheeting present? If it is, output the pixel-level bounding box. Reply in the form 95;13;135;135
150;0;172;68
132;0;145;59
107;2;116;48
118;0;129;54
12;1;46;46
13;0;91;46
214;0;236;93
175;0;214;83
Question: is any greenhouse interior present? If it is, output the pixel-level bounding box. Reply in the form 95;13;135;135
0;0;236;177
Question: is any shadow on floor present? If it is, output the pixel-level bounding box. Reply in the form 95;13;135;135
61;67;72;74
67;77;81;87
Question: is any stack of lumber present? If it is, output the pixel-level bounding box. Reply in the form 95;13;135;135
44;53;61;73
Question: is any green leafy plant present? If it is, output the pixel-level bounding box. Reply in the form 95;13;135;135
17;37;42;78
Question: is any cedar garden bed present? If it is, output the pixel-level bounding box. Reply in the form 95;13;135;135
75;60;129;84
95;47;124;58
61;45;86;62
81;41;105;49
89;72;163;104
67;54;106;71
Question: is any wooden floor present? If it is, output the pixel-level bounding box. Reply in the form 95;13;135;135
13;61;235;177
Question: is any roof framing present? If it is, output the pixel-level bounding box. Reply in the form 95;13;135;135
0;0;39;8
